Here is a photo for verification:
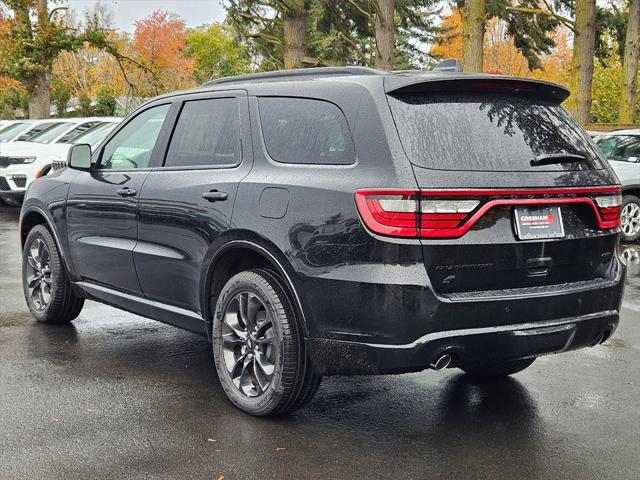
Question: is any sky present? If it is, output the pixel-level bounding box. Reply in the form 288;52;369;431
65;0;227;31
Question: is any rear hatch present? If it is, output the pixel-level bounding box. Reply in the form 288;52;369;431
385;76;622;297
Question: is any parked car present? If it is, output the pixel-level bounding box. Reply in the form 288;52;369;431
19;67;626;416
0;120;47;143
594;130;640;242
0;118;121;205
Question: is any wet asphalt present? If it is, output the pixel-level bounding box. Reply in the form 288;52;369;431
0;206;639;480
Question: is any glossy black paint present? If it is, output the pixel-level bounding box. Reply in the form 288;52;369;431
19;70;626;375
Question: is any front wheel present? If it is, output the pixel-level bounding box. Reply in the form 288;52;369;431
212;269;321;416
620;195;640;243
460;358;535;379
22;225;84;323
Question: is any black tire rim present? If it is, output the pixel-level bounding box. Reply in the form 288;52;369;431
621;201;640;238
221;292;277;398
26;238;52;311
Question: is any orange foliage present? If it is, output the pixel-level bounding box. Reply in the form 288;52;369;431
133;10;196;94
431;9;571;86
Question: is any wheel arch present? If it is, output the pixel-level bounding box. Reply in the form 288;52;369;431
20;206;72;274
201;236;308;340
622;184;640;199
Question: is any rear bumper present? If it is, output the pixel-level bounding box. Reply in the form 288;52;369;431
308;309;620;375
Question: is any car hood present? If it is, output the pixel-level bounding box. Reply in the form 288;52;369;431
0;141;71;160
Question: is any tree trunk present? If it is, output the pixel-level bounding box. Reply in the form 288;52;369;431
375;0;395;70
27;0;51;118
462;0;486;72
619;0;640;123
568;0;596;124
28;70;51;119
283;11;306;69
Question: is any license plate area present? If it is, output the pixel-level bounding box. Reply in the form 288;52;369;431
514;206;564;240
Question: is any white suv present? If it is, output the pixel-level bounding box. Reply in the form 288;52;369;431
595;130;640;242
0;118;121;206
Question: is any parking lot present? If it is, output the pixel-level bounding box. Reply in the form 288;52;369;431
0;205;639;480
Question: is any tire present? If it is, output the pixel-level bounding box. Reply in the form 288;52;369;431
22;224;84;324
620;195;640;243
460;358;535;379
212;269;322;416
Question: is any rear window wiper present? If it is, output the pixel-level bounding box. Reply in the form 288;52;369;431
531;153;587;167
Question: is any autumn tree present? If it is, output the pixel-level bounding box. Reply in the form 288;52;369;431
185;23;252;83
0;0;115;118
619;0;640;123
133;10;196;95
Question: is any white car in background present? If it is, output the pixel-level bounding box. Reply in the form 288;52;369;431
0;118;121;206
0;120;56;143
594;130;640;242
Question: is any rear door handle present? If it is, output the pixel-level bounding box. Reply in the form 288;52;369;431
116;187;137;197
202;190;228;202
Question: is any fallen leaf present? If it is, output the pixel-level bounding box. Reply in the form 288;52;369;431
52;417;60;422
218;476;224;480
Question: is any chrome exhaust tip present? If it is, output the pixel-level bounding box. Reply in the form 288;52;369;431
430;353;452;371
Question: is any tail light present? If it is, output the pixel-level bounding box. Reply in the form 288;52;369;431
594;193;622;227
355;187;622;239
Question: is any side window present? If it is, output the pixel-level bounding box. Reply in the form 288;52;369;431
258;97;355;165
165;98;240;168
100;104;170;170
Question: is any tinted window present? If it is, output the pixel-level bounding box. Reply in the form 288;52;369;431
259;97;355;165
596;135;640;163
56;122;101;144
165;98;240;168
388;93;604;171
100;104;170;170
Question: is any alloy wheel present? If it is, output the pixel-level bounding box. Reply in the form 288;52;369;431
221;292;277;398
621;201;640;238
25;238;52;311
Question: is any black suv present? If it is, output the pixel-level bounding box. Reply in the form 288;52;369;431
20;67;626;416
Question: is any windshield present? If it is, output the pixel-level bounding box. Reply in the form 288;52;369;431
71;122;117;146
28;122;74;143
0;123;28;141
388;93;604;172
15;122;61;141
595;134;640;163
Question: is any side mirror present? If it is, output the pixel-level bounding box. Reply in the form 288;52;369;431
67;144;92;171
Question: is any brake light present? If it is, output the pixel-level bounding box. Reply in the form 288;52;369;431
354;191;418;237
355;187;622;239
595;193;622;227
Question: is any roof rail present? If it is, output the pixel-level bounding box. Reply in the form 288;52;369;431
433;59;463;73
202;66;384;87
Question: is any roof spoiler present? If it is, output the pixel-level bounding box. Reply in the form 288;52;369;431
433;59;463;72
385;74;570;102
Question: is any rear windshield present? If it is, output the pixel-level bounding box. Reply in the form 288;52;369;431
388;93;604;171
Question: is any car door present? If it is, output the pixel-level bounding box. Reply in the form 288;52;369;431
66;103;174;295
135;92;252;313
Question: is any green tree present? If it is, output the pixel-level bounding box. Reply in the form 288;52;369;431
185;23;252;83
50;78;71;116
78;93;93;116
319;0;440;69
94;86;117;116
226;0;318;70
